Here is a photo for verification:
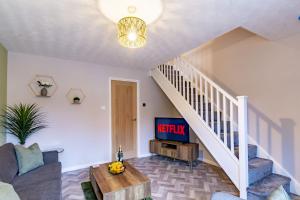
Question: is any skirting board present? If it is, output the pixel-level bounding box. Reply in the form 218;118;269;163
62;153;153;173
138;153;152;158
248;136;300;195
62;160;110;173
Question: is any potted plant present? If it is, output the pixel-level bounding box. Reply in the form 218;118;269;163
37;80;53;97
73;97;81;104
0;103;47;145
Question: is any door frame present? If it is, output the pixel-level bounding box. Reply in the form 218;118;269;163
109;77;140;161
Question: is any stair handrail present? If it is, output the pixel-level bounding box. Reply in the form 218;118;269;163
157;57;249;199
168;57;238;105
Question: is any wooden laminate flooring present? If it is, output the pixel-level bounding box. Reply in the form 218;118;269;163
62;155;238;200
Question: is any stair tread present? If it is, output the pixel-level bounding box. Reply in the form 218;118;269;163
249;157;272;169
248;174;291;197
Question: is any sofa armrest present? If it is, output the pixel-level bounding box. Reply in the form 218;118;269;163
211;192;243;200
43;151;59;164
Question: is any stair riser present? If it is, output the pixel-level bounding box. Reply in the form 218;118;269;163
249;163;273;185
197;103;212;111
220;133;239;148
212;121;231;133
235;145;257;160
202;111;222;122
248;146;257;160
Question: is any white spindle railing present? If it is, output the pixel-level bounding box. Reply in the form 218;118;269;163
155;58;249;199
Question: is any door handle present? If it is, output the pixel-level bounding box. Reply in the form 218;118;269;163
132;118;137;122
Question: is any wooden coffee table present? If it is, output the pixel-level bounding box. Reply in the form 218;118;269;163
89;161;151;200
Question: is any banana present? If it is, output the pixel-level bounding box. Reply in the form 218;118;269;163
108;161;125;174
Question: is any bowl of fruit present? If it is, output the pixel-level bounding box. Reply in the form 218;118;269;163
108;161;125;175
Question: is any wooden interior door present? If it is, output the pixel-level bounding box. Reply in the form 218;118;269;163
111;80;137;160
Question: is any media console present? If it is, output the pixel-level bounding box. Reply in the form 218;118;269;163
149;139;199;169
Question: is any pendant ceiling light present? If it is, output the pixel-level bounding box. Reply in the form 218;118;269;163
117;16;146;48
98;0;163;49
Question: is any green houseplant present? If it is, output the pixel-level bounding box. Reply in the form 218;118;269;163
0;103;47;145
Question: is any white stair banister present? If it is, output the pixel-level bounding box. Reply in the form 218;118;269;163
152;58;249;199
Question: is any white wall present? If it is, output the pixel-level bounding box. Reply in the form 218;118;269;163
183;28;300;194
7;52;176;172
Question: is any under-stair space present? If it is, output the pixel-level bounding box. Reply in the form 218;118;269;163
151;58;300;199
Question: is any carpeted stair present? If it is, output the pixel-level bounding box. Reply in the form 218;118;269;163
196;89;298;199
195;87;299;199
165;67;300;199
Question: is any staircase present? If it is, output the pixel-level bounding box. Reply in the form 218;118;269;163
151;58;298;199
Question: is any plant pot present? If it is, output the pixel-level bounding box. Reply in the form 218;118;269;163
41;87;48;96
73;97;81;104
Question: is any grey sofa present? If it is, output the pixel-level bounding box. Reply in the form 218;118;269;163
0;143;62;200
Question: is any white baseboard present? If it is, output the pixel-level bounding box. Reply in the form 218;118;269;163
62;160;110;173
248;136;300;195
138;153;152;158
62;153;152;173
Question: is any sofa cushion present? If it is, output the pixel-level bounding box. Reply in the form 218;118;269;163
0;143;18;183
15;143;44;175
0;182;21;200
13;162;61;189
43;151;59;164
15;179;61;200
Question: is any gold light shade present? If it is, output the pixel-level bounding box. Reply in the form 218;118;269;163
117;17;147;48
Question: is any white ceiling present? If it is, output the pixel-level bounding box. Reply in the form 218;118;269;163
0;0;299;69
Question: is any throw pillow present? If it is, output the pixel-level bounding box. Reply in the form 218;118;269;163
15;143;44;175
211;192;243;200
268;185;291;200
0;182;21;200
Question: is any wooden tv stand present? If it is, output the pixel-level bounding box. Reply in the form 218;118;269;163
149;139;199;169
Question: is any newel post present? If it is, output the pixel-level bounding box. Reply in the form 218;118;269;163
237;96;249;199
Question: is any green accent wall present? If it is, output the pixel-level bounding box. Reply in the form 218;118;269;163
0;43;7;145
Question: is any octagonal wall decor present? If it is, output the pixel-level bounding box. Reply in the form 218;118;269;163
66;88;86;104
29;75;57;97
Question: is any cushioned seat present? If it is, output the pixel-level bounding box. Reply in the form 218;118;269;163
0;143;62;200
13;162;62;189
15;179;61;200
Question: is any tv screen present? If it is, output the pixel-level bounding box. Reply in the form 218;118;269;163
155;118;190;143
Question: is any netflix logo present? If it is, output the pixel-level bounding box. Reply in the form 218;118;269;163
155;118;189;142
157;124;186;135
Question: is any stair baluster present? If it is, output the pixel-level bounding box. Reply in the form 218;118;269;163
153;58;249;199
153;60;298;199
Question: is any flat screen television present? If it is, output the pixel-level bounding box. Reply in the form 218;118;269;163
155;118;190;143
